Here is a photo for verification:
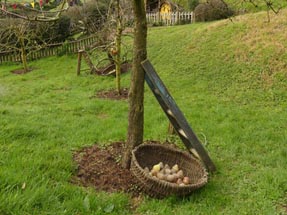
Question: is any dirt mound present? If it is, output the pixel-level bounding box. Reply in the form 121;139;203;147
94;88;129;100
72;142;141;196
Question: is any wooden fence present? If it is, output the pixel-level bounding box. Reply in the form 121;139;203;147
146;11;194;26
0;35;98;64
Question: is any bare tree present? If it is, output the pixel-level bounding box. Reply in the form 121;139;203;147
107;0;133;95
244;0;285;22
0;19;54;72
233;0;285;21
0;0;70;72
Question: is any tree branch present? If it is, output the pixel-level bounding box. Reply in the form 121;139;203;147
0;0;68;22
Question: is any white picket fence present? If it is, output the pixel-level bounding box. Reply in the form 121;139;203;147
146;11;194;26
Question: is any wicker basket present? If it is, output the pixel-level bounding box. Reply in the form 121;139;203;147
130;143;208;198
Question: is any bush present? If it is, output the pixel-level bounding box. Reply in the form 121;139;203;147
56;16;71;42
0;17;72;51
28;16;71;43
188;0;199;10
194;0;233;22
64;0;109;36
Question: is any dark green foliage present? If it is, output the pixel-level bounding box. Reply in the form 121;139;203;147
31;16;72;43
56;16;71;42
194;0;233;22
0;17;71;50
64;0;110;36
172;0;199;10
188;0;199;10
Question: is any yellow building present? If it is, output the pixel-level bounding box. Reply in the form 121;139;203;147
146;0;181;21
160;1;172;20
146;0;179;13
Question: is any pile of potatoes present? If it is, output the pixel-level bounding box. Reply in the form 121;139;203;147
144;162;191;186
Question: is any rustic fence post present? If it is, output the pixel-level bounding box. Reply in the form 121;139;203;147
77;50;84;76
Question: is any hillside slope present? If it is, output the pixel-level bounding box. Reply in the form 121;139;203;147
147;9;287;105
144;10;286;214
225;0;287;13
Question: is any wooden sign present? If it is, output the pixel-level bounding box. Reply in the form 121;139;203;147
142;59;216;172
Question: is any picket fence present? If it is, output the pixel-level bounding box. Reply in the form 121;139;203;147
0;35;98;64
146;11;194;26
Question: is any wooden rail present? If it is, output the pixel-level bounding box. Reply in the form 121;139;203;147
0;35;98;64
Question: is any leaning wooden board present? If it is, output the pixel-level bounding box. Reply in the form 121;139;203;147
142;59;216;172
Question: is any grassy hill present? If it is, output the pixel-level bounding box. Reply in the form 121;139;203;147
0;9;286;215
225;0;287;13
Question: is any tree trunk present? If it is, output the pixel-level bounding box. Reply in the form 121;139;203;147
20;37;29;73
115;0;123;95
122;0;147;169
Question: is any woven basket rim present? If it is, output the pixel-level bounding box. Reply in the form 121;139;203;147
131;143;208;189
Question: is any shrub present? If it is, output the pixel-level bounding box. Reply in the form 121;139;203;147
56;16;71;42
194;0;233;22
188;0;199;10
27;16;71;43
64;0;109;36
0;17;71;51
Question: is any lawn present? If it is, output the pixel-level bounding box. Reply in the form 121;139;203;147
0;9;287;215
225;0;287;12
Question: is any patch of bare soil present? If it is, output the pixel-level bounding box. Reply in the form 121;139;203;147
72;142;141;196
11;68;33;74
72;141;176;197
94;88;129;100
279;203;287;213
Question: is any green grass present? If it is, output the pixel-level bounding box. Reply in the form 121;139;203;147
1;10;287;214
225;0;287;13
